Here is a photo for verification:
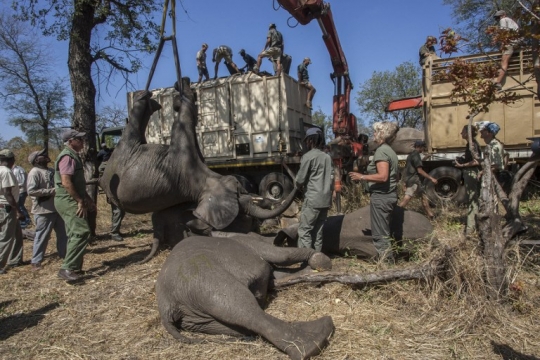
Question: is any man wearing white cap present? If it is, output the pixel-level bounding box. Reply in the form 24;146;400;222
54;129;95;282
27;149;67;270
295;127;333;252
493;10;519;91
0;149;25;274
298;57;316;110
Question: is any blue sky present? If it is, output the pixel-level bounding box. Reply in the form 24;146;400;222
1;0;456;141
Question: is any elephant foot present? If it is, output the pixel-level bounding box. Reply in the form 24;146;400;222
308;252;332;271
277;316;334;360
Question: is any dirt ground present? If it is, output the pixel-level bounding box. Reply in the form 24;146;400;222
1;193;540;360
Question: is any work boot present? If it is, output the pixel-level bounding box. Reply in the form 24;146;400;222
58;269;80;282
31;263;42;271
0;268;6;275
111;233;124;242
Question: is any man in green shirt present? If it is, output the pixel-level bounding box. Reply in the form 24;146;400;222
398;140;438;220
298;57;316;110
295;128;333;252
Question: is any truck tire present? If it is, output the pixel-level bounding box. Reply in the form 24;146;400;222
424;166;467;205
259;172;294;201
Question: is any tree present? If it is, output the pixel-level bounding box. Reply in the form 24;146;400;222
96;103;127;134
311;108;333;142
0;14;70;152
356;62;423;129
442;0;517;53
12;0;162;197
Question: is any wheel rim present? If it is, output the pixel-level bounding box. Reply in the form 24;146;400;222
266;181;284;200
433;177;460;200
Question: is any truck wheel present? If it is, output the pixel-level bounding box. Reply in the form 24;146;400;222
259;172;294;201
424;166;467;205
233;175;257;195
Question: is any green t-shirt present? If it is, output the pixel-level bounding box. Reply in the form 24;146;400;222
367;143;398;194
403;150;423;187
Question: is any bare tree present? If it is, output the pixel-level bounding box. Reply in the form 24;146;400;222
12;0;162;204
0;14;70;152
96;103;127;134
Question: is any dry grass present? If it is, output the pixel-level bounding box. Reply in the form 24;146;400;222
1;191;540;360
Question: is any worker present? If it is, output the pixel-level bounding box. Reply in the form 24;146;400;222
398;140;438;221
419;36;438;66
477;121;509;190
239;49;257;73
254;23;284;76
298;57;316;110
454;125;481;237
196;43;210;84
212;45;240;79
493;10;519;91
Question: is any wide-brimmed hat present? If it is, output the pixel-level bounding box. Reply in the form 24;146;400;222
28;149;48;165
61;129;86;142
304;127;322;140
0;149;14;159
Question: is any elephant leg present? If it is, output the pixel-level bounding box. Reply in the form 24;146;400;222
190;275;334;360
242;239;332;271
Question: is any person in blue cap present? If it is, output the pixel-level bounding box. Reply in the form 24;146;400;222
295;127;333;252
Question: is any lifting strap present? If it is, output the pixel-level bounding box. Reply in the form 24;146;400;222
145;0;183;93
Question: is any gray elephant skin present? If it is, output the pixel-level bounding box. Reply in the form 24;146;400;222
156;234;334;360
275;206;434;258
99;78;296;234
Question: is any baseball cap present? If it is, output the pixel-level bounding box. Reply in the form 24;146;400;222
62;129;86;142
304;127;322;139
494;10;505;17
414;140;426;148
0;149;14;158
304;57;312;64
239;49;245;54
269;23;276;29
28;149;47;165
475;121;491;131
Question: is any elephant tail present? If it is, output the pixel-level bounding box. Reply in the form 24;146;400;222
137;237;160;264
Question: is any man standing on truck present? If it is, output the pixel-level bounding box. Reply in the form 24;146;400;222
238;49;257;73
295;127;333;252
212;45;240;79
254;23;283;76
493;10;519;91
419;36;438;66
398;140;438;221
298;57;316;110
196;43;210;84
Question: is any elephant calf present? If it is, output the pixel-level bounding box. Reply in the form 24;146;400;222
156;235;334;360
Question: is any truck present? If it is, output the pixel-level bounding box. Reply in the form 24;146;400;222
102;0;367;210
386;50;539;203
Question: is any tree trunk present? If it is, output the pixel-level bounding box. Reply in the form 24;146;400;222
273;250;450;289
68;1;98;235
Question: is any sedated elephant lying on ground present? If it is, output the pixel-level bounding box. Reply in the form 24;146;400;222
99;78;295;235
274;206;434;258
156;234;334;360
139;203;259;263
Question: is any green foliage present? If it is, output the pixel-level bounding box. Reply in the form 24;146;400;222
356;61;423;129
442;0;517;53
311;108;333;142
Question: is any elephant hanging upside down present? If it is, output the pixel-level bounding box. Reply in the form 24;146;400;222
99;78;296;234
156;234;334;360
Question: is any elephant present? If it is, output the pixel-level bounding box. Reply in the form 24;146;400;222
99;78;296;234
139;203;259;264
274;206;434;258
156;234;334;360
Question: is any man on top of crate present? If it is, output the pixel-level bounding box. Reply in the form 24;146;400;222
493;10;519;91
253;23;284;76
212;45;240;79
298;57;316;110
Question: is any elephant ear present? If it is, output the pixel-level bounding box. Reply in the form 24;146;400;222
193;176;239;230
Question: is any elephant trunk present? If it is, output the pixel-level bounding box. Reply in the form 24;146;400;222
138;237;160;264
240;187;298;219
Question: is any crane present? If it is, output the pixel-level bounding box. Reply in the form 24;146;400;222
276;0;366;211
